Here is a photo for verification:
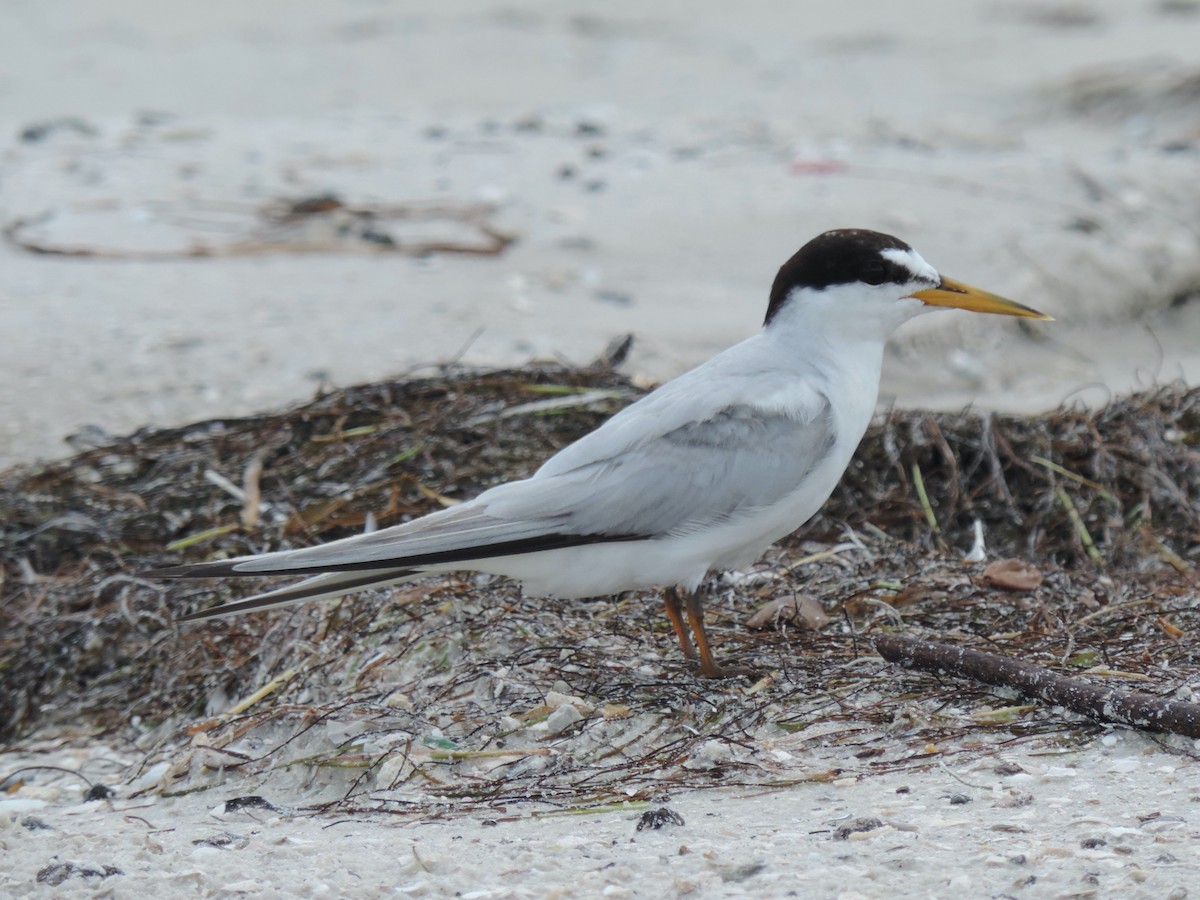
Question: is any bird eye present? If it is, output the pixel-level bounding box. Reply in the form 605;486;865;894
861;260;887;285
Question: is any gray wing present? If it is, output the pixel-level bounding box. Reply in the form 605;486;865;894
153;400;834;578
486;399;837;538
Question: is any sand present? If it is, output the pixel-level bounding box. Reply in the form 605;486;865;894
4;0;1200;471
3;732;1196;897
2;1;1199;895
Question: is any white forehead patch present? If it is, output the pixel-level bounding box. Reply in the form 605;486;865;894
881;247;939;284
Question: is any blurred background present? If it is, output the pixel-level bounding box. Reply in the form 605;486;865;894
2;0;1199;469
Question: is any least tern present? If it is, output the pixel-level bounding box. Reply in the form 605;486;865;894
151;229;1050;677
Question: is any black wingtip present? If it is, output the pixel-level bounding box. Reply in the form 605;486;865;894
144;565;189;579
174;592;285;622
171;568;421;623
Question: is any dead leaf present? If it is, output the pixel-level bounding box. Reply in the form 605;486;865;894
981;559;1044;592
746;594;831;631
1156;616;1185;638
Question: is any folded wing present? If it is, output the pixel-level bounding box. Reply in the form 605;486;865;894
152;398;834;582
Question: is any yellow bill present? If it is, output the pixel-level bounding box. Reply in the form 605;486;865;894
910;278;1053;320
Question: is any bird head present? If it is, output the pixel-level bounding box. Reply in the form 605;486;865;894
764;229;1051;338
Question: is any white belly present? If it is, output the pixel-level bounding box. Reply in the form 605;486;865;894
456;539;713;598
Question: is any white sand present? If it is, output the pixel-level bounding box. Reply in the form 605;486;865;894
4;0;1200;470
3;1;1200;895
3;729;1197;897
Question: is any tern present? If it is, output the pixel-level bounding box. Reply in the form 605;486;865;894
151;229;1050;677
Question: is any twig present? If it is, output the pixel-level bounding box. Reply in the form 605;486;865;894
875;634;1200;738
426;748;552;760
463;390;629;426
0;765;96;789
1148;535;1195;576
1031;455;1120;507
241;453;264;529
204;469;247;501
225;668;298;717
858;597;904;626
1074;597;1160;626
1055;487;1103;565
165;523;239;551
936;758;991;791
911;463;940;534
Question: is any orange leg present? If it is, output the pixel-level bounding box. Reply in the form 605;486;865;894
684;589;727;678
662;587;697;660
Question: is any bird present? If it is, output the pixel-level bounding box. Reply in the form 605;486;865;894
150;229;1050;677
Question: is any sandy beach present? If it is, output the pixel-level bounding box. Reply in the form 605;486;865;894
4;0;1200;471
2;1;1199;896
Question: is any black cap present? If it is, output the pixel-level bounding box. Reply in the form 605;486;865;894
765;229;916;326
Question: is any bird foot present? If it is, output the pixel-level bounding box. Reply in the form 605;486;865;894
693;659;758;680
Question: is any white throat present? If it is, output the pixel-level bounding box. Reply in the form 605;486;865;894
766;281;930;348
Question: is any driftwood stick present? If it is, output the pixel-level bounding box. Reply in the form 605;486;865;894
875;634;1200;739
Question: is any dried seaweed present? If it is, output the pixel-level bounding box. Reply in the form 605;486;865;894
807;389;1200;569
2;368;1198;816
1;362;636;739
4;195;514;259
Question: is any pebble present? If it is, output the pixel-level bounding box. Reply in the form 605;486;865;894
375;754;411;788
684;740;732;770
545;690;592;713
546;704;583;734
0;798;49;814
